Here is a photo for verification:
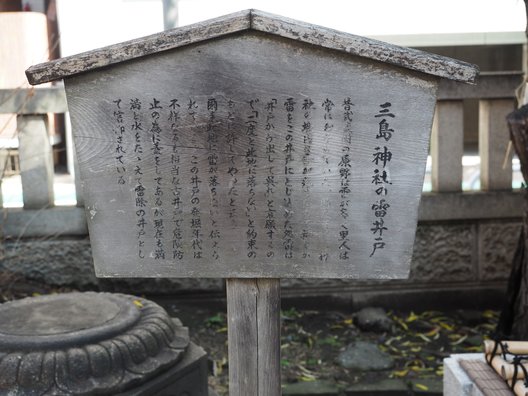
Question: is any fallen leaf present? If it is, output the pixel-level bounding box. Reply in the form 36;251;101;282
425;327;441;337
406;312;419;323
450;334;468;345
417;334;432;343
391;369;409;377
439;322;455;331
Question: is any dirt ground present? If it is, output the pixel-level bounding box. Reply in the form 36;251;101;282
0;271;499;395
167;300;497;395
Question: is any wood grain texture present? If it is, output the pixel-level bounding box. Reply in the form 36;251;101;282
65;31;437;279
227;279;258;395
227;279;281;396
26;9;478;85
256;279;281;396
250;10;478;84
26;10;251;85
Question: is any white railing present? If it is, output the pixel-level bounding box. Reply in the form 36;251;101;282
0;72;524;238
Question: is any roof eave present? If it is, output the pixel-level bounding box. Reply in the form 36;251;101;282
250;10;478;83
26;9;478;86
26;9;252;85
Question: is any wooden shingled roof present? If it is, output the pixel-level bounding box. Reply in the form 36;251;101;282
26;9;479;86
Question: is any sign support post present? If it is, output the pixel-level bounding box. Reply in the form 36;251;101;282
227;278;281;396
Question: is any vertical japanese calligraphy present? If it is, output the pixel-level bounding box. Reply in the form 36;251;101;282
190;153;203;259
207;97;221;261
265;99;277;258
245;99;259;259
300;98;315;259
168;98;184;260
319;98;335;263
111;99;127;187
226;99;239;225
101;95;402;266
150;98;165;260
129;98;147;259
338;98;354;260
370;102;395;257
283;98;295;259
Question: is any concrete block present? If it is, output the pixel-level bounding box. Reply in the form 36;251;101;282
443;354;484;396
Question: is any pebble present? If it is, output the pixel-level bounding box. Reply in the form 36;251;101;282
336;341;394;371
355;307;394;333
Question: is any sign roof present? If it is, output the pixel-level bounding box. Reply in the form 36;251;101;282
26;9;478;85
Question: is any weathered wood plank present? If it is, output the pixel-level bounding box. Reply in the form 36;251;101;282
64;112;84;207
25;10;251;85
250;10;478;84
26;10;478;85
227;279;281;396
479;99;515;191
431;101;464;192
17;114;54;209
65;32;437;279
227;279;258;395
256;279;281;396
0;87;67;114
15;69;520;114
73;147;84;208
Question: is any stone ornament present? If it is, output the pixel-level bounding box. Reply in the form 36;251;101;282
0;292;189;395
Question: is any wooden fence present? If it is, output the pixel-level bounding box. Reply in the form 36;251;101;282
0;72;524;239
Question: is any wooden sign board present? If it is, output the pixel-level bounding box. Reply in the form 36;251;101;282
26;10;478;280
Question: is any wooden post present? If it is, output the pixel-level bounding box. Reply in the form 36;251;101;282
227;278;281;396
17;114;54;209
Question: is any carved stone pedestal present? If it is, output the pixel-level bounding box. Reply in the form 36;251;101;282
0;292;208;395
